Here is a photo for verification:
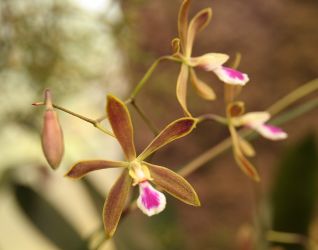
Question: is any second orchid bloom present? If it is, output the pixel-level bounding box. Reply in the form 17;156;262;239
174;0;249;116
226;102;287;181
66;95;200;237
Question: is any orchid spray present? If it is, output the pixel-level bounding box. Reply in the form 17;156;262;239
32;0;318;247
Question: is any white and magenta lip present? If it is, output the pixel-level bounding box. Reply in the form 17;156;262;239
137;181;166;216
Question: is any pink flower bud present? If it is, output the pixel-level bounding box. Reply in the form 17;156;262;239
41;89;64;169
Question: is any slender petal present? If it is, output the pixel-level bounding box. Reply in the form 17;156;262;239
176;64;191;116
146;163;201;206
238;137;256;157
186;8;212;56
103;171;131;238
233;112;270;127
178;0;191;51
190;68;216;100
107;95;136;161
233;150;260;182
65;160;128;179
254;124;288;140
229;126;260;181
137;181;166;216
138;117;197;160
189;53;229;71
213;66;249;86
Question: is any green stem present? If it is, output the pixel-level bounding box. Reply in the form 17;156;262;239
131;100;159;135
268;78;318;116
197;114;228;126
33;102;114;137
178;136;232;177
128;55;182;100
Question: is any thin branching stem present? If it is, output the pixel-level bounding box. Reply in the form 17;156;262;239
130;100;160;135
32;102;114;137
268;78;318;115
128;55;182;100
197;113;228;125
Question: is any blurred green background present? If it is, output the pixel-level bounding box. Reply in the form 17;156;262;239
0;0;317;249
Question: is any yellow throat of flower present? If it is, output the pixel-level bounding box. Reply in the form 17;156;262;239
128;160;153;186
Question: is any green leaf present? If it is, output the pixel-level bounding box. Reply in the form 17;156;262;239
13;183;88;250
107;95;136;161
138;117;197;160
103;170;132;238
146;163;200;206
271;134;318;249
65;160;128;179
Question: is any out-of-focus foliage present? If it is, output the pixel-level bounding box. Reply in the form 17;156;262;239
14;183;89;250
271;134;318;250
0;0;126;249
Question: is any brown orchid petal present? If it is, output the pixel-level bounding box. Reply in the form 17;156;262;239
176;64;191;116
178;0;191;51
234;151;260;182
238;137;256;157
186;8;212;56
227;101;245;118
190;68;216;100
65;160;128;179
138;117;197;160
107;95;136;161
171;38;181;54
229;126;260;181
103;170;131;238
146;163;200;206
189;53;229;71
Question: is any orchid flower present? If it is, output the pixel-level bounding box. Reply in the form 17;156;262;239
232;112;288;140
226;102;287;181
174;0;249;116
66;95;200;237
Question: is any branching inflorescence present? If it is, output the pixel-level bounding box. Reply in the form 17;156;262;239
32;0;291;239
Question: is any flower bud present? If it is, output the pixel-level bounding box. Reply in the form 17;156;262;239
41;89;64;169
